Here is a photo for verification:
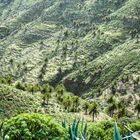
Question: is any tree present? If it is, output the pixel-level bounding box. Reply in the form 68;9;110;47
83;101;89;115
129;29;137;39
117;100;127;118
72;96;80;112
62;45;68;60
9;58;14;65
64;30;68;37
41;83;52;95
44;57;48;63
117;106;126;118
7;76;13;85
117;100;124;109
136;34;139;43
56;84;65;95
111;81;117;95
134;77;139;86
30;86;35;94
38;73;43;81
63;96;72;112
111;85;116;95
107;96;114;104
107;102;117;117
96;87;102;97
89;102;99;122
135;103;140;118
42;92;51;105
83;59;87;68
15;82;25;91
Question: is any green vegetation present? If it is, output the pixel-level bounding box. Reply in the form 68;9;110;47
1;115;140;140
0;0;140;139
0;84;42;120
1;113;68;140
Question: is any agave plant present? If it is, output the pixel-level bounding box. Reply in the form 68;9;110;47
114;122;135;140
62;118;88;140
114;122;122;140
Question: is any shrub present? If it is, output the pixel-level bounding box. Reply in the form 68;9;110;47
129;120;140;132
2;113;68;140
88;121;113;140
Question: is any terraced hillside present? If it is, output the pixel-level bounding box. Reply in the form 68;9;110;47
0;0;140;109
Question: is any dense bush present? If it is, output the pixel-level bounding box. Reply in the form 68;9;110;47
88;121;114;140
129;120;140;132
88;119;140;140
2;113;68;140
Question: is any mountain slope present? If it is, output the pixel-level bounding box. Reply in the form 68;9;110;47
0;0;140;96
0;84;42;119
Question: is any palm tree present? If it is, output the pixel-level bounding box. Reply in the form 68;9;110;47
117;100;124;109
42;93;51;105
9;59;14;65
15;82;25;90
62;45;68;59
83;59;87;68
44;57;48;63
107;96;114;104
97;87;102;97
63;96;72;112
136;34;139;43
7;76;13;85
83;101;89;115
117;100;127;118
111;84;117;95
89;102;99;122
56;84;65;95
107;102;117;117
135;103;140;118
38;73;43;81
72;96;80;112
31;86;34;94
117;107;126;118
